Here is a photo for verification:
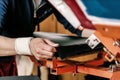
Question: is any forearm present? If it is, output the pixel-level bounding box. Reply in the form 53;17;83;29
0;35;58;60
0;50;16;56
0;36;16;56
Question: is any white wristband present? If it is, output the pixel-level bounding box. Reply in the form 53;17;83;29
15;37;33;55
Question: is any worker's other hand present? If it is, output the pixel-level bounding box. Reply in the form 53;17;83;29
81;28;95;37
30;38;59;60
77;26;95;38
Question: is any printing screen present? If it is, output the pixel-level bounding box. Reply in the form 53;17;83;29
78;0;120;25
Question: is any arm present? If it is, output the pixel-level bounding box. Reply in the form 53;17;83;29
0;0;58;59
53;9;82;37
0;35;58;60
0;0;16;56
52;3;95;37
0;36;16;56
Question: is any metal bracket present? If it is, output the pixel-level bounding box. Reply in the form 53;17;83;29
103;47;115;62
86;34;101;49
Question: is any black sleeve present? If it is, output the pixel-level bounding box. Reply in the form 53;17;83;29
36;0;82;37
34;0;53;25
0;0;8;33
53;8;82;37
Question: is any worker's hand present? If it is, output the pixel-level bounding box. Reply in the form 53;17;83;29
81;28;95;37
29;38;59;60
77;26;95;38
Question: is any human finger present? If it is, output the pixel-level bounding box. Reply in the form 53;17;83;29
36;48;54;58
43;39;59;47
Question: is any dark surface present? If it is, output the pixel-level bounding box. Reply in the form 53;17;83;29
0;76;40;80
55;43;103;59
34;32;103;59
85;75;109;80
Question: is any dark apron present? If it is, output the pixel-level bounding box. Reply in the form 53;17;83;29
0;56;17;76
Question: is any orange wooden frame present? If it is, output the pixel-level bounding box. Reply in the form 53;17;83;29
37;52;120;80
31;24;120;80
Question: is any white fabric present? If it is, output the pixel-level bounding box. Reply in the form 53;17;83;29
16;55;34;76
48;0;81;29
15;37;33;55
33;0;42;17
40;66;48;80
